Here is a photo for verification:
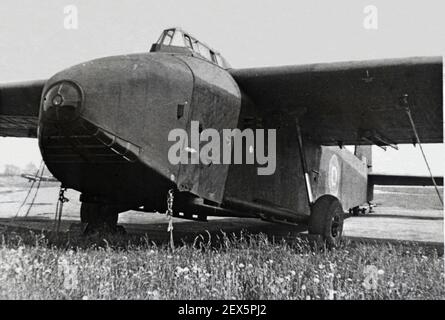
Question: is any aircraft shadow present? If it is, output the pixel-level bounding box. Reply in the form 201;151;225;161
0;216;442;256
345;213;443;221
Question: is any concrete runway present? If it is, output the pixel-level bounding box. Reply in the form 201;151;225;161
0;185;443;248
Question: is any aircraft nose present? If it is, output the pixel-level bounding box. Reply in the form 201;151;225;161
41;80;83;122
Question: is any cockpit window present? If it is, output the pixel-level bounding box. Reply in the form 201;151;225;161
215;54;224;67
152;28;230;68
196;42;212;61
162;30;174;45
209;50;218;64
184;34;193;49
171;30;184;46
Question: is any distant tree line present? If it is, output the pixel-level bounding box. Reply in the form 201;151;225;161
1;162;40;176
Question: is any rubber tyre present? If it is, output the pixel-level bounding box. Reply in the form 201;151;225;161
80;203;99;224
80;203;119;230
351;206;360;216
308;195;344;248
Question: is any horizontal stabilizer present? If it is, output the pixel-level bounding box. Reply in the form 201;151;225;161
369;173;443;186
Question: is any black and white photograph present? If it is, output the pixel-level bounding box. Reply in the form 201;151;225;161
0;0;443;305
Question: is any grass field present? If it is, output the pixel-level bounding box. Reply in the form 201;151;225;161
0;180;443;300
0;229;443;300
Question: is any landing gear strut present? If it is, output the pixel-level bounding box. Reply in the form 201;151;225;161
295;118;344;248
80;202;124;234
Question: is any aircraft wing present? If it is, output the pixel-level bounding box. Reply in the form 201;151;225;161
369;173;443;186
230;57;443;146
0;80;46;138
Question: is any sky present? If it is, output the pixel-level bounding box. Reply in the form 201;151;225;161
0;0;444;175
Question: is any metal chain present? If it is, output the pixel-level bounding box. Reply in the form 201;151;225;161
58;187;69;204
53;187;69;233
166;189;174;250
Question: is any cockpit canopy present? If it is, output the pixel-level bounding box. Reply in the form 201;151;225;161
150;28;230;68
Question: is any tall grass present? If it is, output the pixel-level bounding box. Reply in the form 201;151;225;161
0;230;443;300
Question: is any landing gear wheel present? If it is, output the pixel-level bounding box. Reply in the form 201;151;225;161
308;195;344;249
80;203;99;224
350;206;360;216
80;202;122;234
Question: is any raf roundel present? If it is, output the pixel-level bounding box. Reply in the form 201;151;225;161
328;154;341;196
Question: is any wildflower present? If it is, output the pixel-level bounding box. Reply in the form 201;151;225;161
247;263;253;269
82;296;89;300
306;295;311;300
277;277;284;284
290;270;296;276
388;281;395;288
318;264;325;270
378;269;384;276
328;290;335;300
301;285;306;290
192;265;201;273
147;290;160;299
313;277;320;284
238;263;245;269
175;266;190;276
268;259;274;264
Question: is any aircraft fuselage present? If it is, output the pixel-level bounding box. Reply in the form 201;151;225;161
38;51;368;221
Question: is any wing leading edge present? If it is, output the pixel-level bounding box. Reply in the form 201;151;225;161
230;57;443;146
0;79;46;138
